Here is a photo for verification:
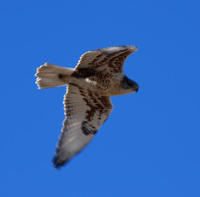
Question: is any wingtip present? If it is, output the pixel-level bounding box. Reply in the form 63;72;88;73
127;45;138;52
52;156;70;169
100;45;138;55
52;156;64;169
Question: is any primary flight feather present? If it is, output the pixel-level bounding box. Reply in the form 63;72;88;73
35;46;139;168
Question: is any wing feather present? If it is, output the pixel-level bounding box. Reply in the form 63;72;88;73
74;46;137;73
53;84;113;168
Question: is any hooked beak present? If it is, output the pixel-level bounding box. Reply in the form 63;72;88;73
132;81;139;92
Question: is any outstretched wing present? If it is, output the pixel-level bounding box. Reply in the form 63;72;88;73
74;46;137;74
52;84;113;168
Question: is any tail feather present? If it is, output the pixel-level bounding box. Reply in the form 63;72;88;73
35;63;74;89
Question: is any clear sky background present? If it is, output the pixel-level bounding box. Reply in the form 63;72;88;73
1;0;200;196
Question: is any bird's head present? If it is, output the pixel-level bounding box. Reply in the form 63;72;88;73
120;76;139;95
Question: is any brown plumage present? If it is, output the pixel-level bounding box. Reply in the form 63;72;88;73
35;46;139;168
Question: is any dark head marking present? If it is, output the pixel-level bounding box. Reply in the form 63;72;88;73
121;76;139;91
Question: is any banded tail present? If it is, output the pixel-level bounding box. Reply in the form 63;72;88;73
35;63;74;89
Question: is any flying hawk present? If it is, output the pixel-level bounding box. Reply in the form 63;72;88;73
35;46;139;168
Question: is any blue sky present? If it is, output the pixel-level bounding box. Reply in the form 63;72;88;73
1;0;200;196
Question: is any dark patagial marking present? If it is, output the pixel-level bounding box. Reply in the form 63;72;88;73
82;121;97;135
72;68;96;78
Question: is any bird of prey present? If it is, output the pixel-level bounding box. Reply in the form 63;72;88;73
35;46;139;168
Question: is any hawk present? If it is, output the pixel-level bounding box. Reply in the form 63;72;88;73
35;46;139;168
